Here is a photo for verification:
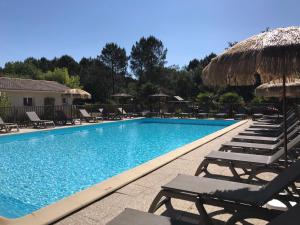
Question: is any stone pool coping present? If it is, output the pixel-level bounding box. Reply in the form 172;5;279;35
0;119;248;225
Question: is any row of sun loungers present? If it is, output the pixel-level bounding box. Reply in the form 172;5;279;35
0;107;137;133
107;107;300;224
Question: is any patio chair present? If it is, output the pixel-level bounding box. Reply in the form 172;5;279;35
55;110;80;125
148;159;300;224
214;112;228;119
26;111;55;128
118;107;137;118
0;117;19;132
221;126;299;154
233;121;299;144
250;112;297;129
254;109;295;124
195;131;300;180
195;112;209;119
106;208;200;225
106;109;122;120
107;204;300;225
79;109;100;123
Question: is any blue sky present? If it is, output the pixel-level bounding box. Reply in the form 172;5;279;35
0;0;299;68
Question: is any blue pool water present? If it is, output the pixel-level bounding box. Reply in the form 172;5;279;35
0;118;236;218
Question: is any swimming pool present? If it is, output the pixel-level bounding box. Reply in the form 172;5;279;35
0;118;236;218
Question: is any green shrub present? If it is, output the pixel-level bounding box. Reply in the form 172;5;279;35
219;92;244;106
196;92;215;111
0;93;10;108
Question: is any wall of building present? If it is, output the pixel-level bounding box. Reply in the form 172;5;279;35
2;90;72;107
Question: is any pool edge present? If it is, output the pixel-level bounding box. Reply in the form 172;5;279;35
0;119;248;225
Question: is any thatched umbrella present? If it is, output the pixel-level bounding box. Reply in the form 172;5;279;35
149;93;170;115
256;78;300;98
64;88;91;99
111;93;134;112
111;93;133;98
203;26;300;166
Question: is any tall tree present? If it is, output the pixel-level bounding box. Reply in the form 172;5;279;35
99;43;128;94
130;36;167;81
54;55;80;75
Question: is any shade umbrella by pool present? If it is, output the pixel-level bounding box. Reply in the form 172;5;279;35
149;93;170;115
202;26;300;166
111;93;133;98
64;89;92;99
256;78;300;98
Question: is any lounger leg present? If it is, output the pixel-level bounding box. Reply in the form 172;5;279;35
226;210;279;225
228;162;241;181
195;160;209;176
148;191;171;213
248;167;282;183
195;200;213;225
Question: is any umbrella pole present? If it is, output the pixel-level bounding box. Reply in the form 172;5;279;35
283;73;288;168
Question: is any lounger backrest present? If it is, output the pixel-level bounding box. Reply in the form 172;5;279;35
118;108;123;114
79;109;90;117
26;111;41;122
268;132;300;164
259;159;300;204
118;108;127;114
0;117;4;124
272;125;300;148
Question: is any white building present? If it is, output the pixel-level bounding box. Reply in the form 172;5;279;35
0;77;73;106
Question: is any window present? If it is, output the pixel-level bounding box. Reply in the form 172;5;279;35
62;98;67;104
23;97;33;106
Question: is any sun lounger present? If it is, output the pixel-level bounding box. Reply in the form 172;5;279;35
233;121;299;144
221;126;299;154
195;112;209;118
118;108;138;118
55;110;80;125
26;111;55;128
107;204;300;225
106;111;122;120
222;126;300;151
79;109;100;122
234;113;247;120
195;132;300;180
254;110;295;124
178;112;192;118
0;117;19;132
148;159;300;224
107;208;200;225
251;112;297;128
215;112;227;119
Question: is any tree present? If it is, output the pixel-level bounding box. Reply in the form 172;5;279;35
196;92;215;111
79;58;112;102
99;43;128;94
219;92;244;116
186;59;200;71
130;36;167;81
44;67;81;88
2;61;42;79
54;55;80;75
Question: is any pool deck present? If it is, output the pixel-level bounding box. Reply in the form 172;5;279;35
51;120;256;225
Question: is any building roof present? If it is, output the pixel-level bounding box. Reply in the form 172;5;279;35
0;77;70;92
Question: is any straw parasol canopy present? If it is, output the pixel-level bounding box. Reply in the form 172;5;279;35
111;93;133;98
149;93;169;98
256;78;300;98
64;88;91;99
202;26;300;87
